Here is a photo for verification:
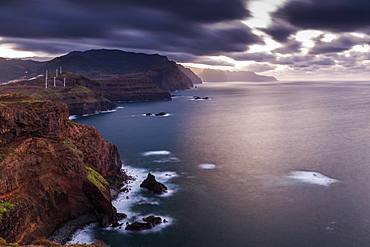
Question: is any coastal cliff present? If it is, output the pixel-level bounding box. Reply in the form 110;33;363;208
0;49;202;91
0;49;204;116
0;94;127;244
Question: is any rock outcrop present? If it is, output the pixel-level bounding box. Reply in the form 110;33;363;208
125;216;163;231
140;173;167;194
0;94;127;244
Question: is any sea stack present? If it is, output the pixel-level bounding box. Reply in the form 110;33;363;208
140;173;167;194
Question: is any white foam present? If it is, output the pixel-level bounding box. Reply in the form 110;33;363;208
123;215;174;234
153;157;181;163
141;113;171;117
188;97;211;101
68;115;77;120
69;223;96;244
284;171;340;187
137;198;160;206
198;163;216;170
81;109;117;117
116;106;125;109
69;166;178;244
142;150;171;156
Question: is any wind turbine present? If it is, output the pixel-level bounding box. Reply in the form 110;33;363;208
45;70;48;89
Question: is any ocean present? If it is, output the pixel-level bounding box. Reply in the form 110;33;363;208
72;81;370;247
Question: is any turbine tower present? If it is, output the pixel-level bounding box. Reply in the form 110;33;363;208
56;68;58;78
45;70;48;89
53;77;56;87
63;78;66;88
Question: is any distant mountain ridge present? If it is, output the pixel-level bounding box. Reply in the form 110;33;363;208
0;49;202;90
197;68;277;82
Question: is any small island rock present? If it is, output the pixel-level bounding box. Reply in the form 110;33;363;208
140;173;167;194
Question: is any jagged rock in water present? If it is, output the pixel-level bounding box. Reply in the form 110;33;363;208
125;216;163;231
155;112;167;116
125;222;153;231
140;173;167;194
193;96;209;100
143;216;162;226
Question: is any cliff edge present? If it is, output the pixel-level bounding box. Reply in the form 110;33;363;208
0;94;127;244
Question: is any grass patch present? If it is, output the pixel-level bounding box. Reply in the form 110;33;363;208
0;93;44;105
0;238;18;247
0;201;14;219
85;166;108;191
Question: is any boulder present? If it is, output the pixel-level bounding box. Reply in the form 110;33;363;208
143;216;162;226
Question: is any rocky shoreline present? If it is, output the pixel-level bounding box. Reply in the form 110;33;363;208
49;214;97;244
68;167;175;244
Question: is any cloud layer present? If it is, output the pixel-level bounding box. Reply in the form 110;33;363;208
0;0;260;55
0;0;369;79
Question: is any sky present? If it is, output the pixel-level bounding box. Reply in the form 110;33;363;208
0;0;369;80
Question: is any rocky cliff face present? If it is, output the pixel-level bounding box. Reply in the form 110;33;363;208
177;65;202;84
0;94;127;244
90;74;171;102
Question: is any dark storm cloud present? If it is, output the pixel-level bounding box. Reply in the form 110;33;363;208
309;34;370;54
261;20;298;42
0;0;260;57
270;0;370;33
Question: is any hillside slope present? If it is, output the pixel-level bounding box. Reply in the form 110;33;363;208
0;49;202;90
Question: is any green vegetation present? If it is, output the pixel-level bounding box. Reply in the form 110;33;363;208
63;139;83;159
85;166;108;191
0;201;14;219
0;237;18;247
0;93;45;106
